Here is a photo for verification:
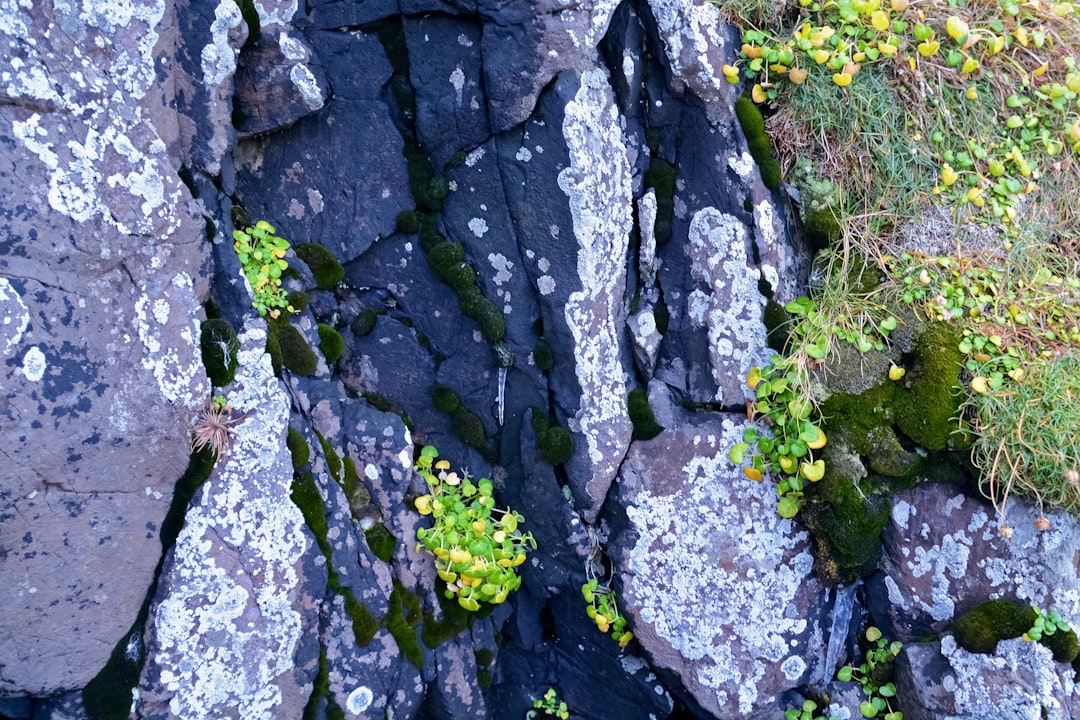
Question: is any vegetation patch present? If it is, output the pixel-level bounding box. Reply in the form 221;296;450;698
628;388;664;441
199;318;239;387
531;409;574;465
317;323;345;365
294;243;344;291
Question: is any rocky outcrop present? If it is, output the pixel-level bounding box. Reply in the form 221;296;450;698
0;0;209;698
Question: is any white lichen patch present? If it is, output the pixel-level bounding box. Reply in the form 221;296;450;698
487;253;513;285
289;63;324;111
133;273;207;408
21;346;46;382
468;217;489;238
346;686;373;713
450;66;465;105
645;0;732;123
686;208;769;404
0;277;30;358
557;67;634;514
201;1;243;86
622;419;819;716
728;152;755;177
140;322;312;720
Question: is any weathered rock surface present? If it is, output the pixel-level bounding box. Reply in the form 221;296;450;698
609;399;832;718
870;482;1080;642
135;324;322;719
1;0;209;698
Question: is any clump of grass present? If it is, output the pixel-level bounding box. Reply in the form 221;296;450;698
967;353;1080;533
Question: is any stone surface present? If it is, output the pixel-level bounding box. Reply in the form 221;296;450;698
135;324;323;720
0;0;209;697
609;400;833;718
870;482;1080;642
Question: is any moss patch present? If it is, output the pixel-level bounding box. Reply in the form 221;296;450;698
344;589;380;647
894;323;965;452
452;407;487;450
802;472;891;586
365;524;397;562
734;95;782;189
293;243;341;289
533;338;555;370
268;319;318;376
350;308;379;337
302;648;334;720
432;384;462;414
386;581;424;669
397;209;420;234
643;157;675;245
199;318;239;387
287;427;310;471
953;599;1038;654
532;409;574;465
317;323;345;365
628;388;664;441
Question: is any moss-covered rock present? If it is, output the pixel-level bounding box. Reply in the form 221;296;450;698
458;285;485;318
533;338;555;370
200;318;239;387
287;290;309;313
531;410;574;465
804;207;842;249
475;298;506;343
344;588;379;647
802;471;891;586
628;389;664;441
644;157;675;245
952;599;1038;654
396;209;420;234
287;427;310;471
268;319;318;376
452;407;487;449
763;299;790;353
426;240;465;271
1043;625;1080;663
295;243;344;290
441;262;477;293
386;581;424;669
734;95;782;189
350;308;378;336
894;323;965;452
365;524;397;563
432;384;462;414
317;323;345;365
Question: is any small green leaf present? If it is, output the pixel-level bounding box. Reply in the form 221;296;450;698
777;495;800;518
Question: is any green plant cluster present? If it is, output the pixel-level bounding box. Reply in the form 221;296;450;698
836;626;904;719
952;598;1080;662
233;219;295;318
734;96;782;188
413;446;535;611
529;688;569;719
785;698;838;720
294;242;344;291
1025;606;1073;643
729;355;828;518
581;579;634;648
531;409;574;465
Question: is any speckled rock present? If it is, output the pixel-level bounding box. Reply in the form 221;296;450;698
0;0;209;697
233;30;328;137
608;402;833;718
868;482;1080;642
135;323;323;720
896;636;1080;720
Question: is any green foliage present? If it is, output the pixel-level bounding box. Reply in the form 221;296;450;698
351;308;379;336
785;698;839;720
432;383;462;413
802;472;891;586
628;388;664;441
233;219;294;318
533;338;555;370
365;524;397;563
268;319;318;376
836;626;904;720
530;688;569;720
413;446;536;611
200;318;239;387
734;96;782;189
1025;607;1079;663
581;579;634;647
287;426;310;471
317;323;345;365
294;243;344;291
892;323;965;451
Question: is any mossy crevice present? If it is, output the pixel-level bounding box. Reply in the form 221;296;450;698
267;316;318;377
893;322;965;452
643;157;675;245
531;409;574;465
317;323;345;365
294;243;345;291
199;318;239;387
628;388;664;441
734;96;782;189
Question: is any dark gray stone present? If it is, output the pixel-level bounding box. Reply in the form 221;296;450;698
233;33;328;138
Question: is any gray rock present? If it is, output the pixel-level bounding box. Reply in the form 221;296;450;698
233;31;328;137
135;324;324;720
869;483;1080;642
609;402;832;718
0;0;209;697
897;636;1080;720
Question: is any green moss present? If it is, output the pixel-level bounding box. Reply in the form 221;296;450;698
894;323;965;452
539;426;574;465
351;308;378;336
953;599;1038;654
820;380;899;458
421;588;489;648
397;210;421;234
302;648;331;720
200;318;239;387
734;96;782;189
453;407;487;449
404;142;446;213
443;262;478;293
763;300;790;352
1043;626;1080;663
477;668;493;689
291;472;331;558
475;298;506;343
287;427;310;471
644;157;675;245
341;456;371;515
237;0;260;46
287;290;309;312
533;338;555;371
386;581;424;669
628;388;664;441
802;472;891;586
418;214;442;253
265;328;283;375
474;648;495;667
804;208;843;249
269;319;318;376
344;588;380;647
427;240;464;269
295;243;345;291
317;323;345;365
315;431;343;482
531;408;551;434
432;384;462;414
365;524;397;562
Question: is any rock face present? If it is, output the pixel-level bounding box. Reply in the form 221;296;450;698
7;0;1080;718
0;0;209;698
609;400;832;718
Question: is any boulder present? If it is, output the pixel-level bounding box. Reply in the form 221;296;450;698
0;0;209;698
